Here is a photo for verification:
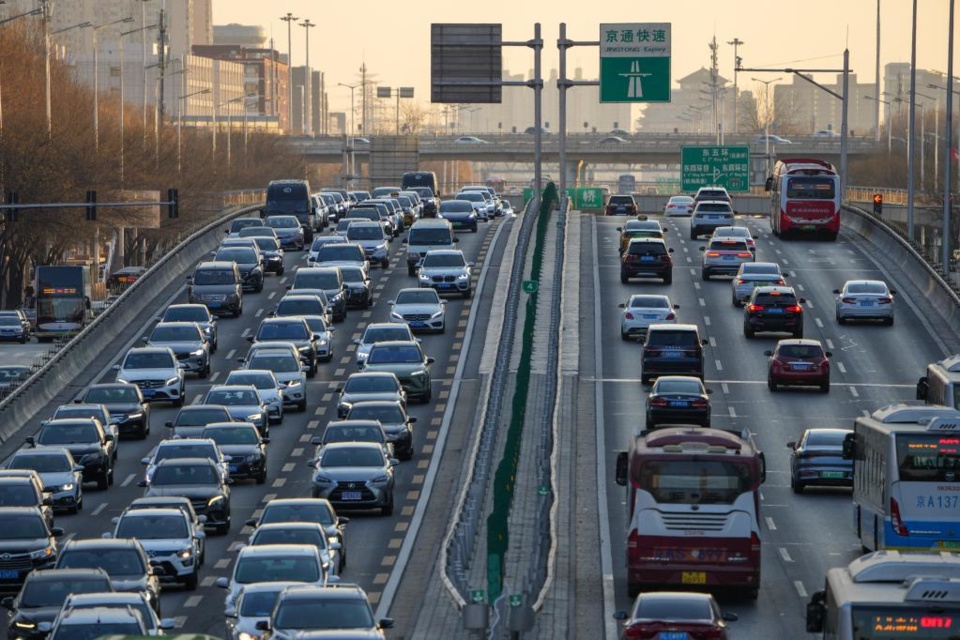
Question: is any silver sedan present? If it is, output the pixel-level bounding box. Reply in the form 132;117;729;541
834;280;896;325
618;294;679;341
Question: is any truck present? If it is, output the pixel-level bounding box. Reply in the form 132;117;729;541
615;425;766;598
33;265;92;342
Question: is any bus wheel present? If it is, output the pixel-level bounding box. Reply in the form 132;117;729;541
744;588;759;600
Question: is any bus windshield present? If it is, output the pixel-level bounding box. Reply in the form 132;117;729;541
851;605;960;639
36;298;84;324
896;433;960;482
635;459;754;505
786;177;836;200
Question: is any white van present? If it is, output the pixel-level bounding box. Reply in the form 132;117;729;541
403;219;458;276
917;355;960;410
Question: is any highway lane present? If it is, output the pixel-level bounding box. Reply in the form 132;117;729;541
593;213;957;637
0;216;507;636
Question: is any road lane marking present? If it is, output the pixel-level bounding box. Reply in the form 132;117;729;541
241;328;251;338
121;474;136;487
704;316;711;326
715;359;723;371
91;502;108;516
282;463;296;473
815;318;824;328
779;547;794;563
272;478;286;488
709;337;717;347
825;339;834;350
794;581;808;598
255;308;264;317
225;349;236;361
214;558;231;569
837;362;847;374
698;298;705;307
292;448;303;457
728;407;737;418
209;372;219;382
850;386;859;397
307;420;319;430
765;516;777;531
721;383;730;394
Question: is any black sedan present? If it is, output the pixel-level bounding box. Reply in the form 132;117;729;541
645;375;711;430
75;383;151;439
200;422;269;485
787;428;853;493
438;200;479;232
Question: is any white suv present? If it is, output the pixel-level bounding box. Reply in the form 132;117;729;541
113;347;186;406
690;200;735;240
105;507;204;590
417;249;473;298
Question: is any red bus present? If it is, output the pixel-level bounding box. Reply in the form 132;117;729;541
766;158;841;240
615;426;766;598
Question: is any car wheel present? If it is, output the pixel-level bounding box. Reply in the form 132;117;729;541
690;228;699;240
422;387;433;404
768;377;778;392
463;288;472;299
108;467;115;485
885;316;895;326
794;328;804;339
407;266;417;276
381;258;390;269
277;266;285;276
820;379;830;393
184;571;198;591
621;330;630;341
381;494;394;516
620;272;629;284
256;280;264;293
176;392;185;408
233;305;241;318
199;363;209;379
139;422;149;440
792;477;804;494
663;272;673;285
297;398;307;412
701;269;710;281
19;336;26;344
744;325;755;339
215;519;230;536
837;312;846;325
256;467;267;485
732;294;741;307
472;225;478;233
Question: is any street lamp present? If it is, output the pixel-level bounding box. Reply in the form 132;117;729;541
299;19;315;136
280;13;298;134
117;23;157;184
752;77;781;169
339;82;361;182
863;95;892;153
93;17;134;152
213;95;245;167
727;37;744;133
178;87;210;176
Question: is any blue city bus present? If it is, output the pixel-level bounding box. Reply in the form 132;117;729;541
847;404;960;552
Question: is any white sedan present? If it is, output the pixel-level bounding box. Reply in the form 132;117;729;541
663;195;694;217
389;288;446;334
834;280;896;325
619;294;679;341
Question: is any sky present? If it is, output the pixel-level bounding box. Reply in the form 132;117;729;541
213;0;960;113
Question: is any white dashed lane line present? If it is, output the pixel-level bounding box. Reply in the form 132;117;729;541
765;516;777;531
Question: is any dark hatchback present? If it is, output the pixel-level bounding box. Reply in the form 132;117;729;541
620;238;674;285
645;376;711;429
640;324;707;385
743;285;805;339
787;428;853;493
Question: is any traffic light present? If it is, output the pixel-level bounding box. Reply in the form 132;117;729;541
873;193;883;215
5;192;18;223
167;188;179;219
85;190;97;221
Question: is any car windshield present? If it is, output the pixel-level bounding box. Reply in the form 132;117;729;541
743;264;779;276
54;407;106;422
249;354;300;373
324;425;381;444
10;453;71;473
709;240;749;251
634;597;713;621
276;299;322;316
408;228;452;245
296;273;339;290
806;431;849;447
258;322;308;341
654;379;703;395
267;217;299;228
154;444;218;463
0;317;20;326
238;228;274;238
163;308;208;323
363;327;410;344
239;590;284;617
216;249;256;263
777;344;824;358
367;345;422;364
123;352;174;369
0;367;30;382
192;269;235;285
339;268;365;284
253;528;325;548
754;292;796;305
609;196;634;205
152;464;219;486
151;325;200;342
422;254;465;268
58;549;144;577
204;427;259;445
260;504;334;526
227;373;274;390
254;237;280;252
697;203;732;212
0;484;38;506
311;237;346;251
627;242;664;255
395;290;440;305
230;219;263;233
348;226;383;240
52;622;143;640
786;176;836;200
845;282;887;294
37;424;99;445
20;580;108;607
176;408;230;426
647;331;699;347
636;460;753;505
302;317;329;334
629;296;669;309
344;376;397;393
2;514;48;539
440;202;473;214
317;246;361;261
348;405;404;423
234;557;319;584
206;389;259;405
320;447;384;468
117;514;188;539
274;599;375;630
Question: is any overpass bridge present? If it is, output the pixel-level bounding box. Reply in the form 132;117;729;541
290;132;882;166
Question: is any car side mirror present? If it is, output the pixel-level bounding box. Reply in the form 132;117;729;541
701;338;709;346
101;532;113;539
159;619;176;630
824;351;833;358
25;436;35;447
798;298;807;304
832;289;841;294
426;357;435;365
112;364;121;371
763;350;773;356
698;247;705;251
667;248;675;253
409;417;418;424
613;610;629;621
673;304;680;309
141;336;149;343
842;433;856;459
164;421;174;428
1;596;14;611
722;611;739;622
186;276;193;285
615;451;628;486
306;459;317;468
137;480;148;487
215;577;230;589
786;441;797;449
246;336;254;343
453;237;460;243
244;518;257;527
255;621;270;632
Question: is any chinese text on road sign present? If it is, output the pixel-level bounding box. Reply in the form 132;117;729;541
680;146;750;192
599;23;671;103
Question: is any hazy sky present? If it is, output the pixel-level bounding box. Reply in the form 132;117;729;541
214;1;960;112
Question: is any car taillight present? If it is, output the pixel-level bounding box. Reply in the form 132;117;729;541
737;252;753;258
624;312;636;320
819;359;830;370
665;312;676;321
747;304;764;312
692;398;709;408
650;397;669;407
841;297;857;304
891;498;909;536
706;251;721;257
879;296;893;304
627;529;640;564
786;305;803;313
663;255;672;265
751;531;762;555
736;278;746;285
774;278;786;285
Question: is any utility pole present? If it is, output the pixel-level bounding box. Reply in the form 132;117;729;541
727;37;744;133
360;62;368;136
709;36;719;140
40;0;51;137
157;8;167;121
280;12;298;134
875;0;882;142
300;19;315;136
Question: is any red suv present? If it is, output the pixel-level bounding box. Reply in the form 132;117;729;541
613;591;737;639
765;338;831;393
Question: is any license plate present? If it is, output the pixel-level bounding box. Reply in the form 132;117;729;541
937;541;960;549
141;389;156;397
708;215;719;219
438;284;453;289
640;256;655;262
659;633;689;640
802;224;817;231
792;363;811;370
723;255;735;260
859;301;874;307
207;301;222;307
642;314;658;320
821;471;846;479
663;351;683;359
669;401;690;407
766;308;783;314
410;321;426;328
229;465;238;473
341;491;362;501
681;571;706;585
0;570;19;579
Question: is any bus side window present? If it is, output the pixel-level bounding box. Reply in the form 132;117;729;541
916;376;928;401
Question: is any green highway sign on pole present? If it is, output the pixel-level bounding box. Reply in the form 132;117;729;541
471;589;485;604
565;187;604;211
599;23;671;103
680;145;751;192
522;280;538;294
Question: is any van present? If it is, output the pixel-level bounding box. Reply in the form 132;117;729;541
403;219;457;276
265;180;318;235
187;261;243;317
401;172;441;199
640;323;707;385
916;355;960;410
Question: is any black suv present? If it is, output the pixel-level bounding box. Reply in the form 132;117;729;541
0;474;54;529
75;383;150;439
743;285;805;339
640;324;707;385
620;238;674;284
54;538;161;614
2;568;113;640
0;507;63;592
140;457;232;536
249;317;320;377
26;419;116;490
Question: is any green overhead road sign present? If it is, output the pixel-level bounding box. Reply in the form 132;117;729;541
681;145;751;192
600;23;671;103
564;187;604;211
471;589;485;604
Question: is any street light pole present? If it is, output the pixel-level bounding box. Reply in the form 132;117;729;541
300;19;315;137
943;0;955;273
752;77;781;173
727;37;744;133
40;0;51;138
280;13;298;135
93;17;134;153
119;23;158;185
864;95;893;152
178;88;210;177
338;82;360;182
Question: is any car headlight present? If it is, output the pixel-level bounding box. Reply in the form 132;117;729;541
29;545;55;560
371;474;389;484
247;413;263;422
418;274;431;284
190;349;204;357
456;271;469;280
313;474;334;485
375;243;386;252
237;633;257;640
126;412;143;420
165;376;180;386
245;454;262;463
60;483;75;492
430;309;444;319
207;495;224;506
390;311;403;321
297;345;311;354
178;546;194;559
316;338;328;346
14;620;37;630
116;378;130;385
411;370;427;380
